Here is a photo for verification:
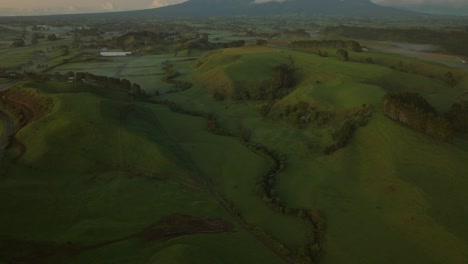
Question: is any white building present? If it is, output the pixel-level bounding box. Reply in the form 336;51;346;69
100;52;132;57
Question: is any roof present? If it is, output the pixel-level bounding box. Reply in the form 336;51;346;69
100;51;132;56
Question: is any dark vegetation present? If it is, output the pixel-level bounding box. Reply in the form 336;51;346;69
105;30;179;52
336;49;349;61
232;56;297;105
145;97;326;263
290;40;363;52
382;93;453;142
239;136;326;263
325;105;374;154
175;34;245;53
161;60;193;91
278;102;334;128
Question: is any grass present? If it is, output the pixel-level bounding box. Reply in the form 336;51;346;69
2;41;467;263
160;45;468;263
152;104;308;249
0;38;72;69
52;54;193;95
0;81;284;264
278;114;468;264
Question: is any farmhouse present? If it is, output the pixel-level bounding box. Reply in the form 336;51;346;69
100;51;132;57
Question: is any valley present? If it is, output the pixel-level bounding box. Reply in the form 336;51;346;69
0;2;468;263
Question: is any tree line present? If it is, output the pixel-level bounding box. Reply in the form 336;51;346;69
382;93;453;142
161;60;193;91
0;70;148;100
240;134;326;263
231;56;297;107
145;98;326;263
325;105;374;154
290;39;363;52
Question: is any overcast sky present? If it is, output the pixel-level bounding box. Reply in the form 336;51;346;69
0;0;467;16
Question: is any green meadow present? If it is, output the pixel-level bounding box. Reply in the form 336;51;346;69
1;40;467;263
159;45;468;263
0;81;283;264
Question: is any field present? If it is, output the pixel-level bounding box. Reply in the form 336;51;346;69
1;21;468;263
51;54;199;95
0;81;284;264
158;45;468;263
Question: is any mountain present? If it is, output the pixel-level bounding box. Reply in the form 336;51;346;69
0;0;415;21
127;0;413;17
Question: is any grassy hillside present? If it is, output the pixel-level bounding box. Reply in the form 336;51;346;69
1;41;467;263
0;81;284;264
161;45;468;263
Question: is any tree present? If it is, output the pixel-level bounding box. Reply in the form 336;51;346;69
48;34;58;41
336;49;349;61
444;71;457;87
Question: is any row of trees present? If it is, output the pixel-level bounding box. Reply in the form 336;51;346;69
240;137;326;263
176;35;245;52
161;60;193;90
382;93;453;142
325;105;374;154
145;97;326;263
290;39;363;52
279;101;334;128
69;72;147;99
224;58;297;104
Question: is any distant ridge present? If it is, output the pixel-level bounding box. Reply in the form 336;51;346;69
0;0;416;20
123;0;414;17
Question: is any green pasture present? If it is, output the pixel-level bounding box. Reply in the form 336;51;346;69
0;82;284;263
1;34;467;263
0;38;73;68
52;54;195;95
159;45;468;263
152;104;308;249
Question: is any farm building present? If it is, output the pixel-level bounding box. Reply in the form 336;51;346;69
100;51;132;57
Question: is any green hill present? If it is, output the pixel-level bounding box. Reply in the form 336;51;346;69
0;81;284;264
160;44;468;263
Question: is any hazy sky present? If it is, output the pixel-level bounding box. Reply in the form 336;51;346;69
0;0;467;16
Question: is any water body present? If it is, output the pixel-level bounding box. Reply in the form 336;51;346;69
307;31;321;38
369;41;468;69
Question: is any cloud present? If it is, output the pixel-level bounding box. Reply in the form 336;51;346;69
101;2;115;11
253;0;286;3
150;0;187;8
